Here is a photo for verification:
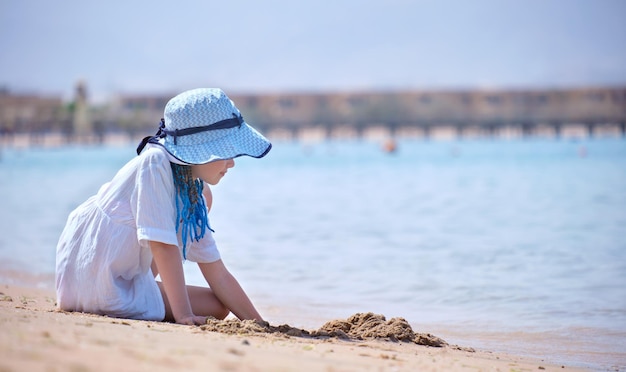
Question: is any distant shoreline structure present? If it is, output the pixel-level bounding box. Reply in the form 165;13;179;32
1;84;625;147
0;123;623;150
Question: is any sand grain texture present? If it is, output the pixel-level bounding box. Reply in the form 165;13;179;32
0;283;587;371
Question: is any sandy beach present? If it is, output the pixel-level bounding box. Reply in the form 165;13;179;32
0;271;589;372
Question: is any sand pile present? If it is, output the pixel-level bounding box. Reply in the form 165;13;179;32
201;312;448;347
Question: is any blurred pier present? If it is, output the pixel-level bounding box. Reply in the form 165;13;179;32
1;85;625;147
232;87;626;141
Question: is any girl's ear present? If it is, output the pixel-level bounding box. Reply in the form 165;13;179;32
202;183;213;212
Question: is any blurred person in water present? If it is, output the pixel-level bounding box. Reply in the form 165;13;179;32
56;88;271;325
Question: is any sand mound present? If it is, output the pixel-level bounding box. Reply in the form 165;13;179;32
201;312;448;347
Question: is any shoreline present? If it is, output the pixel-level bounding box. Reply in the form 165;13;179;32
1;130;624;152
0;270;593;372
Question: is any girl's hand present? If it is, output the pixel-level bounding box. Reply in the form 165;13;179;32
176;315;208;326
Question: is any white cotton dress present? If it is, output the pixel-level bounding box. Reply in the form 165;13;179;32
55;146;221;320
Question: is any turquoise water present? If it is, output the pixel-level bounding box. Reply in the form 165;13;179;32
1;138;625;370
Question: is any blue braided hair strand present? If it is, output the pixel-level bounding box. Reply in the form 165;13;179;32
170;163;213;260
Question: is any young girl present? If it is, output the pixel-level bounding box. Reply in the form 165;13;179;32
56;88;272;325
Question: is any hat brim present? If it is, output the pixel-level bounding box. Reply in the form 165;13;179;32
159;121;272;165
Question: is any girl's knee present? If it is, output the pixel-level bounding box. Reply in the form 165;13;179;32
213;304;230;320
188;285;229;320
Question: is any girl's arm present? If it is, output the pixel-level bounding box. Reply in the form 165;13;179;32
199;184;262;320
198;260;263;321
150;241;205;325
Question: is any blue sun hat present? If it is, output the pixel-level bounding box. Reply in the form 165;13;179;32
137;88;271;164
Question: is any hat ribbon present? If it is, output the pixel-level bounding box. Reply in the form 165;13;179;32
136;113;243;154
163;113;244;145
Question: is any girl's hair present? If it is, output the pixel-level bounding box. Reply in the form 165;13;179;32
170;163;212;259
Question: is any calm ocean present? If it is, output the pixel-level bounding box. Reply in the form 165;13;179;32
1;138;625;370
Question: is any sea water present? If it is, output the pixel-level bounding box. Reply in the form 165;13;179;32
0;138;625;370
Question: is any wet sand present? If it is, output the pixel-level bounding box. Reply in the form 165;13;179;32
0;277;589;372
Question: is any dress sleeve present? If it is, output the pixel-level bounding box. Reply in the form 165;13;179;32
131;149;179;247
185;217;221;263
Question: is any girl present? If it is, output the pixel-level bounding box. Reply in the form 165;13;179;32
56;88;271;325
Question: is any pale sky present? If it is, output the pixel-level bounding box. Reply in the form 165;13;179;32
1;0;625;101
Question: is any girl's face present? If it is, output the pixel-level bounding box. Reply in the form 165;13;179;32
191;159;235;185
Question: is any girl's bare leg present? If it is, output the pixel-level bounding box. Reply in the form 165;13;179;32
157;282;230;322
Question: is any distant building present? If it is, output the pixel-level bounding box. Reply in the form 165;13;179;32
108;93;171;137
2;85;625;145
0;88;64;136
113;87;626;140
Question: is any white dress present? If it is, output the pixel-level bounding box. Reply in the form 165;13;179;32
55;146;221;320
